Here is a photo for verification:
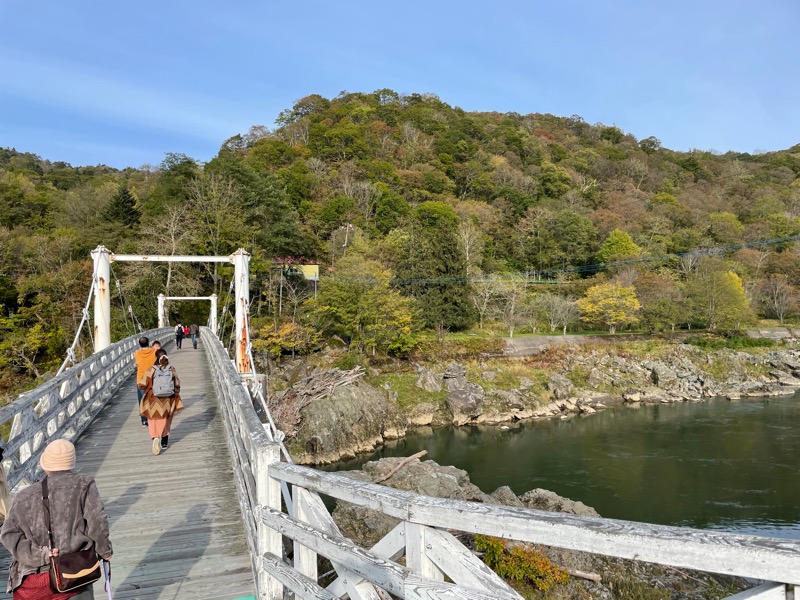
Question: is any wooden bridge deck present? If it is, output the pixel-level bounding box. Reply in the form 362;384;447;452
1;341;256;599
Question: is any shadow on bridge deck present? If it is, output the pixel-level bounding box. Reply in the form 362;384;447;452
0;341;256;599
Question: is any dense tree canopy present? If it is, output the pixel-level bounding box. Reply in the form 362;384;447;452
2;89;800;394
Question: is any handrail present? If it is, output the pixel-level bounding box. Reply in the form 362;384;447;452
269;462;800;588
200;327;283;598
203;326;799;599
0;328;172;491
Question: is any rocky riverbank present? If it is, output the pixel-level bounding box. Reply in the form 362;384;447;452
274;341;800;465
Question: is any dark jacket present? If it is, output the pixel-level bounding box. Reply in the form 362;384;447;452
0;471;112;592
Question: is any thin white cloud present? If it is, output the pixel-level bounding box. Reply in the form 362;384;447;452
0;51;251;142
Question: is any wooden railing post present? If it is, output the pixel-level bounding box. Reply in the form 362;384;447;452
256;441;283;599
292;487;319;583
406;522;444;582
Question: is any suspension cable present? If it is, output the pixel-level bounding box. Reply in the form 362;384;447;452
114;278;132;336
56;276;97;376
128;305;143;333
111;265;145;333
218;279;234;340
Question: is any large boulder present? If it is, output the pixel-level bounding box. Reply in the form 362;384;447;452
292;381;406;464
332;457;596;547
333;458;488;545
648;362;678;388
415;366;443;392
547;373;574;400
446;383;484;425
519;488;599;517
443;362;468;391
408;402;437;426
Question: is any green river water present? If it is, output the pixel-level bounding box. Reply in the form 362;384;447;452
327;394;800;539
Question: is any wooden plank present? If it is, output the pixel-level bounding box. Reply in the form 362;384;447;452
293;487;319;582
269;462;800;587
406;522;444;582
261;507;505;600
262;552;339;600
370;523;406;562
255;441;283;600
424;528;521;600
261;506;408;596
292;488;384;600
724;583;787;599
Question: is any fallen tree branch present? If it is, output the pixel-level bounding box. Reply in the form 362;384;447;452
664;565;705;585
567;568;601;583
373;451;428;484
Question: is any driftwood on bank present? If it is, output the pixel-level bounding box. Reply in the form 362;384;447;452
268;367;365;437
372;451;428;484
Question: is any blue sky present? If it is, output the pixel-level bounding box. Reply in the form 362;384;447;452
1;0;798;169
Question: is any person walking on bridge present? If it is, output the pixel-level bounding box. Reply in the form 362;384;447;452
140;349;184;455
134;336;157;428
189;323;198;349
1;439;112;599
174;322;184;349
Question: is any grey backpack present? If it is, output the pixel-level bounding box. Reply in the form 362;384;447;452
152;365;175;398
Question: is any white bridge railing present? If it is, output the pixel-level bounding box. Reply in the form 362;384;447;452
0;328;172;491
202;329;800;600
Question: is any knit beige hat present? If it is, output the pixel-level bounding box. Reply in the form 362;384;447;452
40;439;76;472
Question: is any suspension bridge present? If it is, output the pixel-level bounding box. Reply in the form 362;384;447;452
1;246;800;600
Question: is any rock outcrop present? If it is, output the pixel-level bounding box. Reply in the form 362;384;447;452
291;380;406;464
332;457;591;546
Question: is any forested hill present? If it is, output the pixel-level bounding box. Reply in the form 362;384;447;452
2;89;800;393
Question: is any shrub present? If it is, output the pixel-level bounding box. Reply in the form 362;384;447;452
334;352;362;370
685;334;775;350
474;535;569;592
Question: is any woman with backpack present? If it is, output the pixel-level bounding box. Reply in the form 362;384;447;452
139;349;184;455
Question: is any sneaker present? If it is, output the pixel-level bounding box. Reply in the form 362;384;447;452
141;417;148;427
160;435;169;449
152;437;161;456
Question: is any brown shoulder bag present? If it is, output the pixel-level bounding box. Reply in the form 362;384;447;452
42;477;102;593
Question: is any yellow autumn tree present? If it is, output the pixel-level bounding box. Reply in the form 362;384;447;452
576;282;640;334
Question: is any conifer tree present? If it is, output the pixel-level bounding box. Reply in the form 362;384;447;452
395;202;474;335
105;186;141;227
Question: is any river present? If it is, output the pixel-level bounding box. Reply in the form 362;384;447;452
326;393;800;540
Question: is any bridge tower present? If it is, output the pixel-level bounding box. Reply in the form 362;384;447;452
91;246;251;374
90;245;112;352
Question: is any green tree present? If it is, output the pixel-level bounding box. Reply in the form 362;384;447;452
105;186;141;227
395;202;474;335
686;258;753;330
639;136;662;154
144;153;200;215
600;126;625;144
309;255;416;355
596;229;642;265
540;210;598;269
576;282;640;334
537;161;572;199
707;212;744;244
206;148;314;257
